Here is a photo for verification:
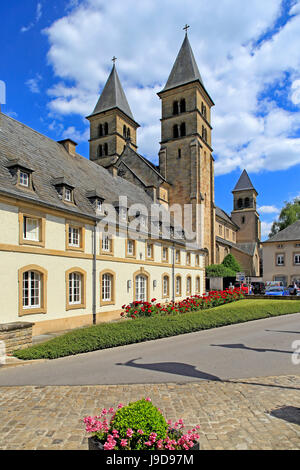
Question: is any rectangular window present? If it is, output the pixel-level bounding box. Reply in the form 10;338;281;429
102;234;111;252
162;247;168;261
176;277;181;295
276;254;285;266
19;171;29;187
97;200;102;212
146;243;153;258
175;250;180;263
186;253;191;265
69;273;81;304
127;239;134;255
23;271;40;309
69;226;80;247
23;217;40;241
65;188;72;202
163;276;169;297
102;274;112;302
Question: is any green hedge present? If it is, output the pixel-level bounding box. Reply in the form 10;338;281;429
13;299;300;360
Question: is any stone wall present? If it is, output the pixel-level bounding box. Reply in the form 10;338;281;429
0;322;34;355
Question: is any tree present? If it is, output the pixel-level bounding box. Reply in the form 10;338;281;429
206;264;236;278
221;253;241;273
269;197;300;237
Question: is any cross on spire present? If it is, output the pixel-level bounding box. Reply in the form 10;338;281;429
183;24;190;34
112;56;117;65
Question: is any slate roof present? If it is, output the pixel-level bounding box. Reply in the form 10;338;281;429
215;206;239;229
216;236;257;257
232;169;257;193
161;34;204;93
0;112;159;220
89;64;136;123
264;220;300;243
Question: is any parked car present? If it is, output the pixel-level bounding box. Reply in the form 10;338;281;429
296;289;300;297
234;282;250;294
251;282;265;294
265;286;289;296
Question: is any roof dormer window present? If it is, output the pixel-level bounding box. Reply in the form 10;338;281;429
6;159;34;191
86;190;105;215
19;171;29;187
52;177;75;204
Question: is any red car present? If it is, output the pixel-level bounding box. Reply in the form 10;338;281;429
234;282;250;294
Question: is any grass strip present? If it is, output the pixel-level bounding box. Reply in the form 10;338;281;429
13;299;300;360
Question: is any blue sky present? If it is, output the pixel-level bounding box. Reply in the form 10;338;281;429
1;0;300;240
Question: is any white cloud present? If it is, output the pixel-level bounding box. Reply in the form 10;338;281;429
42;0;300;172
258;205;280;214
21;1;43;33
25;74;42;94
261;221;273;238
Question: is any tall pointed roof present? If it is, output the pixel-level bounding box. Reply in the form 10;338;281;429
232;169;257;193
161;33;204;93
89;64;136;123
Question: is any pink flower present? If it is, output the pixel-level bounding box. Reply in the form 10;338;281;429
120;439;128;447
137;429;144;434
117;403;124;409
126;428;134;438
145;397;151;402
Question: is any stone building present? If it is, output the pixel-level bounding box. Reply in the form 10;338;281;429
0;32;261;336
262;220;300;286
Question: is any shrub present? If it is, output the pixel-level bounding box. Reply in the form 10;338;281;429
221;253;241;273
205;264;236;278
84;398;200;450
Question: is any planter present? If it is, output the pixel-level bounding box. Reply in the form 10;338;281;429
88;435;200;450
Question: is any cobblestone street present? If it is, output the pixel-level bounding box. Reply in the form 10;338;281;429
0;375;299;450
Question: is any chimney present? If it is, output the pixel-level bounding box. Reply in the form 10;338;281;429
58;139;78;157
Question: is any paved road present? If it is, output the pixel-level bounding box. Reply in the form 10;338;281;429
0;313;300;386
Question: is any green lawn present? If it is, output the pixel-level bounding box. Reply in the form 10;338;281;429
13;299;300;360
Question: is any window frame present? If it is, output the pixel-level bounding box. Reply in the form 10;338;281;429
133;269;150;303
162;273;170;298
100;233;114;255
275;253;285;266
175;275;182;297
145;242;154;261
162;246;169;263
66;222;85;252
293;253;300;265
65;268;86;311
18;265;47;316
100;270;116;306
186;275;192;296
126;238;136;258
19;210;45;247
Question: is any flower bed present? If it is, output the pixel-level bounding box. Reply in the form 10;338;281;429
121;288;245;320
84;398;200;451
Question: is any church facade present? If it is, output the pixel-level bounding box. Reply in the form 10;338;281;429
0;33;260;336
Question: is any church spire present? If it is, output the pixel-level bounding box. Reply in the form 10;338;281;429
232;169;257;195
90;62;135;123
161;33;204;93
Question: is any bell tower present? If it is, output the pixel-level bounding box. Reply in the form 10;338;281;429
86;59;139;170
231;169;261;243
158;29;215;263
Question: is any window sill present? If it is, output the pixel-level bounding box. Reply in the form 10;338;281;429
66;303;86;311
19;308;47;316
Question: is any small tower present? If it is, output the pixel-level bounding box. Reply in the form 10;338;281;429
231;169;261;243
86;60;139;169
157;29;215;263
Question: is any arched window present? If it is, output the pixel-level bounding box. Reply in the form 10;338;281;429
123;125;127;137
173;124;179;138
180;99;186;113
104;122;108;135
162;274;170;298
98;124;103;137
127;128;131;139
176;275;182;296
100;270;115;306
244;197;250;208
69;272;82;305
196;254;200;266
180;122;186;137
98;145;103;157
135;273;148;302
173;101;179;115
237;198;243;209
19;266;48;316
241;216;245;224
178;149;181;159
104;143;108;156
186;276;192;295
196;276;201;293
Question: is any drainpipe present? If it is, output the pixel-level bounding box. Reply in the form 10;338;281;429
172;242;175;303
92;222;97;325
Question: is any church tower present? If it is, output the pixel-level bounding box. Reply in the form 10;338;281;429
231;169;261;243
158;30;215;263
86;61;139;170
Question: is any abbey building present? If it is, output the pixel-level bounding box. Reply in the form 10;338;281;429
0;33;260;336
